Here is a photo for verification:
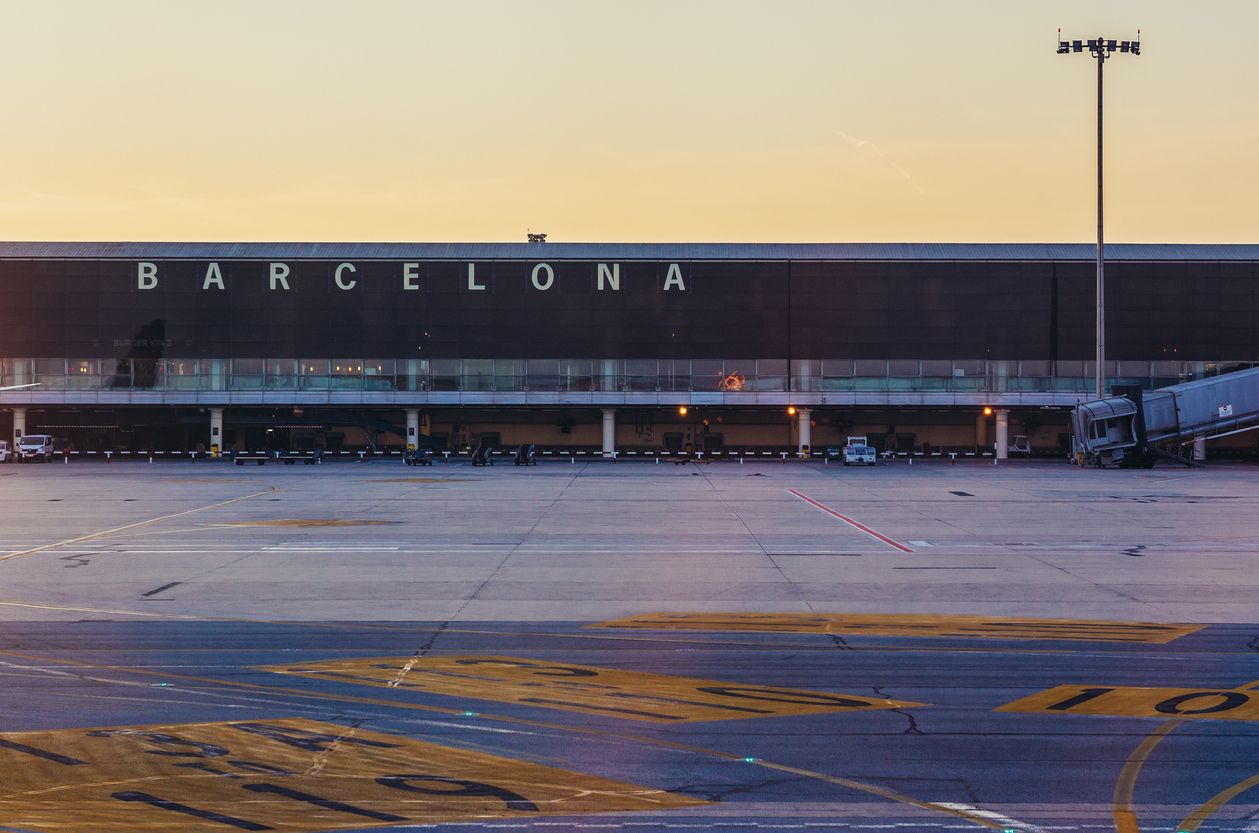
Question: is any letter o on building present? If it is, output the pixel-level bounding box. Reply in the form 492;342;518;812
531;263;554;291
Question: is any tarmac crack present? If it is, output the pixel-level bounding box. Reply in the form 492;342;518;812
874;686;924;735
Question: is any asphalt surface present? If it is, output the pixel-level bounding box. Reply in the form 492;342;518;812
1;458;1257;832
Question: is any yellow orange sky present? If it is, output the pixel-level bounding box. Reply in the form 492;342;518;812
0;1;1254;243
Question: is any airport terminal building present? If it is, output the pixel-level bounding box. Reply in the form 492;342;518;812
2;242;1257;457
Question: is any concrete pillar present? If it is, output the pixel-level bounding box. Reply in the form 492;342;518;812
602;408;616;457
798;408;812;455
209;407;224;456
406;408;420;450
12;407;25;443
975;412;988;449
1193;436;1206;462
995;409;1009;460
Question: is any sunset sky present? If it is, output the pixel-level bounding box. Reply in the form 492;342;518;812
1;1;1254;243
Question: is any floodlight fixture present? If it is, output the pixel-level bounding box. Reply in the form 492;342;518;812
1056;28;1142;399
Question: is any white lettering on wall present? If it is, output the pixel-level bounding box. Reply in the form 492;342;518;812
334;262;357;290
663;263;686;291
269;262;291;291
203;262;225;290
137;262;158;289
467;263;485;291
531;262;555;291
597;263;620;291
402;262;420;290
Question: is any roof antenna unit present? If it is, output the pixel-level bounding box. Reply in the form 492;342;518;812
527;232;547;243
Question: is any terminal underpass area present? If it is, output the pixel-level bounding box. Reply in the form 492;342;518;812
0;459;1257;832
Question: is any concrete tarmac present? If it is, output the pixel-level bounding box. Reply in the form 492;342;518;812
0;458;1256;832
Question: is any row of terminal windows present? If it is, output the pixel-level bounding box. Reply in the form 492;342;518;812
3;358;1252;394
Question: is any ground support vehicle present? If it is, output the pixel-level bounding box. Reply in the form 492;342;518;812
843;436;876;466
404;448;434;466
16;435;55;463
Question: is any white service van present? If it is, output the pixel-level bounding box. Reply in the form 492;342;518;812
842;436;877;466
16;434;55;463
0;440;11;463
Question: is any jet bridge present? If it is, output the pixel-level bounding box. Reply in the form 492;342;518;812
1072;366;1259;466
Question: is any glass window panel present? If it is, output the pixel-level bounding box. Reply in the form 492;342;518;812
953;360;984;377
558;359;592;391
659;359;686;391
462;359;494;391
921;360;952;377
1118;360;1150;376
854;359;887;377
690;359;723;391
888;359;920;377
400;359;431;391
1055;360;1085;378
823;359;854;378
526;359;559;391
623;359;657;391
495;359;524;391
431;359;459;391
266;359;298;390
753;359;786;391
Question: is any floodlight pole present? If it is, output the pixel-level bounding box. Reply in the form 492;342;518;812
1095;45;1105;400
1058;33;1140;400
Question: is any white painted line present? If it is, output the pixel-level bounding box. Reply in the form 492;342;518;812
262;546;401;551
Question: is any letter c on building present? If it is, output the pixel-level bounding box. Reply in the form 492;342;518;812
334;262;357;290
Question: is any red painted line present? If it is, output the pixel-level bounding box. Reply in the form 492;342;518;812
786;489;914;553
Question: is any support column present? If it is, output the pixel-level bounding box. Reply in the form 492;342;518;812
12;407;25;443
798;408;812;455
995;409;1009;460
1193;436;1206;462
602;408;616;457
209;407;224;457
975;412;988;450
406;408;420;450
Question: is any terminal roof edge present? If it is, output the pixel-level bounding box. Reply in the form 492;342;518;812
0;242;1258;261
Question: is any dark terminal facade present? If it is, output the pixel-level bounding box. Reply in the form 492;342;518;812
2;242;1257;457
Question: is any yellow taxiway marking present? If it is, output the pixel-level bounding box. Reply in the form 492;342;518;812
590;612;1202;643
1176;773;1259;832
998;684;1259;722
1112;720;1181;833
0;647;1014;830
213;519;399;528
0;489;276;563
0;717;703;832
259;654;924;723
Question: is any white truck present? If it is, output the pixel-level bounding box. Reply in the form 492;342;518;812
843;436;876;466
0;440;11;463
16;434;55;463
